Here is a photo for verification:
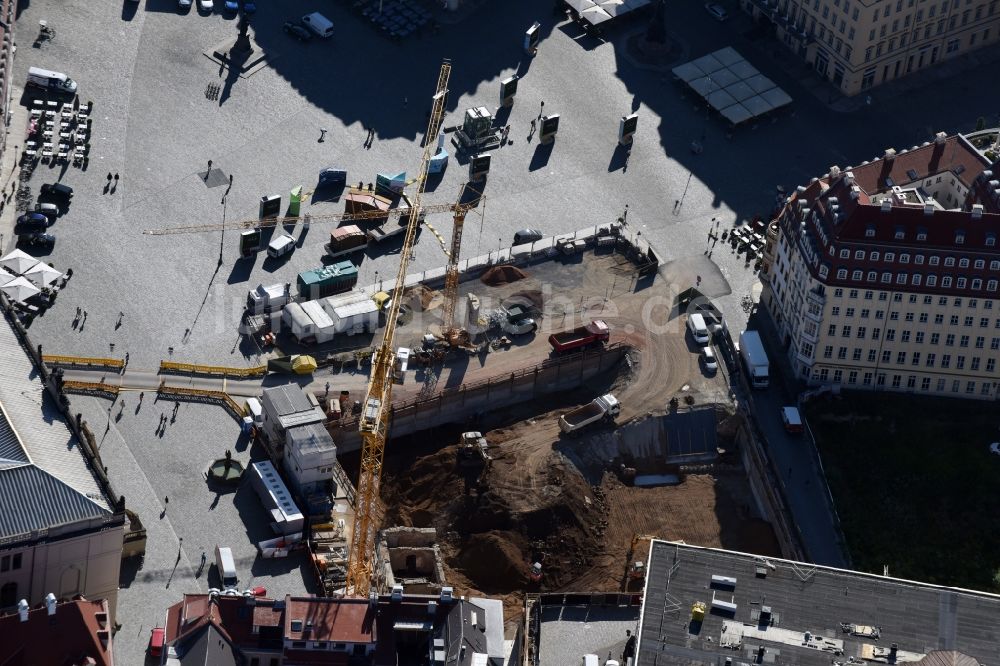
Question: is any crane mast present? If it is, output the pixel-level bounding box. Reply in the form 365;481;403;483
345;60;452;594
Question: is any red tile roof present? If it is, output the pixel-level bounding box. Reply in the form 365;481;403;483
164;593;285;653
0;596;113;666
847;134;989;193
283;596;376;644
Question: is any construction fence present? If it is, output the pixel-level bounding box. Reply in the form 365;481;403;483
159;361;267;378
42;354;125;370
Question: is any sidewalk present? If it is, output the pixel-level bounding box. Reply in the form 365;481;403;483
0;84;29;255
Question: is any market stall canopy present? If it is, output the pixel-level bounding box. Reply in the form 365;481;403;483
570;0;652;27
0;271;15;287
23;262;63;287
671;48;793;125
1;276;41;303
0;249;40;275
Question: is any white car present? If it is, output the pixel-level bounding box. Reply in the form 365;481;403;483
990;442;1000;456
700;347;718;373
178;0;192;7
704;2;729;20
198;0;213;10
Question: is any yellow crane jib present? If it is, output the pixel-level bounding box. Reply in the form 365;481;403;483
345;59;453;596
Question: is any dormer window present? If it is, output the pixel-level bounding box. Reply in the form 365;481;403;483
975;259;985;269
956;231;965;245
840;248;850;258
972;278;982;290
916;228;928;241
870;251;880;261
944;257;955;267
942;276;953;288
853;270;863;280
819;265;830;278
837;268;848;279
865;225;876;238
884;252;895;263
899;254;910;264
959;258;970;268
894;227;905;240
987;234;997;247
867;271;877;282
855;250;865;260
914;254;925;265
957;277;967;289
927;275;938;287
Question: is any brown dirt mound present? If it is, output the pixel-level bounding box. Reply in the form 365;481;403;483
404;284;440;310
480;265;527;286
450;531;530;591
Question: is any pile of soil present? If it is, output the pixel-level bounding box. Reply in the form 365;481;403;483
480;265;527;286
404;284;440;311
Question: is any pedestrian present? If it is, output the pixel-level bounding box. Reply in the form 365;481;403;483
165;495;169;505
125;352;130;365
76;306;81;317
114;173;119;181
107;172;112;181
674;199;680;210
538;100;545;118
83;310;88;321
325;381;330;395
319;128;327;142
530;119;537;133
207;159;213;171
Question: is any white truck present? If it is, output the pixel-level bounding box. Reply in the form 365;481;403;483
559;393;621;434
246;283;291;315
739;330;770;388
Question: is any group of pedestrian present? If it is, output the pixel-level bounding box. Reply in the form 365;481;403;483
104;172;119;195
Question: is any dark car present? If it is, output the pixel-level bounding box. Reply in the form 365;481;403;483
16;212;51;230
20;232;55;248
33;202;60;219
225;0;256;11
283;21;312;41
40;182;73;199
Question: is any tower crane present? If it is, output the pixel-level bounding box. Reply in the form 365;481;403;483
345;59;452;595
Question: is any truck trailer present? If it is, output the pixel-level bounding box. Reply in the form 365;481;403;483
739;330;770;388
559;393;621;434
297;261;359;299
548;319;610;353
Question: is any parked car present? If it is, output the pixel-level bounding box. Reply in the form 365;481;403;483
33;202;60;219
704;2;729;20
224;0;238;10
700;346;718;373
20;232;56;248
244;0;256;12
781;406;803;434
198;0;213;11
16;213;51;230
178;0;193;8
283;21;312;41
40;182;73;199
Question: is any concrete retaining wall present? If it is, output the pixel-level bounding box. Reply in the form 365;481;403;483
332;344;629;453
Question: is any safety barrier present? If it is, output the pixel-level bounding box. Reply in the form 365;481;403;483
155;385;245;422
43;354;125;370
159;361;267;378
61;380;121;397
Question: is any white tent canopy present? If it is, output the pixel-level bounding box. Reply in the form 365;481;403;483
0;272;15;287
0;249;40;275
23;262;63;287
672;48;793;125
1;276;41;303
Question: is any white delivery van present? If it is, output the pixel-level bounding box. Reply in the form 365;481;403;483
301;12;334;37
583;656;600;666
687;312;710;345
267;233;296;258
215;545;238;589
27;67;78;95
244;398;264;427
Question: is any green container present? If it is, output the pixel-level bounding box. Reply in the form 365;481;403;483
297;260;359;299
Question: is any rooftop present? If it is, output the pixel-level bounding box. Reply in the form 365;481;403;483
286;422;337;457
0;595;113;666
535;601;640;666
0;316;114;544
637;540;1000;665
284;596;375;644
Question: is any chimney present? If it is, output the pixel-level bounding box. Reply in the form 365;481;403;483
845;171;855;186
884;148;897;161
972;204;984;219
829;165;841;180
924;203;935;216
45;593;57;616
850;185;861;200
440;587;454;603
934;132;948;145
881;199;892;212
18;599;29;622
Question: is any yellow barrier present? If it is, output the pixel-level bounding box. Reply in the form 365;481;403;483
61;380;121;396
156;386;246;422
43;354;125;369
159;361;267;378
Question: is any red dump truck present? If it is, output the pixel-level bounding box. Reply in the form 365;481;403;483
548;319;610;353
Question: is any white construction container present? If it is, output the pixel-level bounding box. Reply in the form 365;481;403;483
301;300;336;343
282;303;316;341
322;292;378;336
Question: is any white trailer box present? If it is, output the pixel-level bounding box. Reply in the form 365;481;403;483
322;292;378;335
247;283;291;315
739;330;770;388
282;303;316;341
301;300;336;343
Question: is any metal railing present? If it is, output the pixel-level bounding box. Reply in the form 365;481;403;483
61;380;121;397
158;361;267;378
155;385;245;421
42;354;125;369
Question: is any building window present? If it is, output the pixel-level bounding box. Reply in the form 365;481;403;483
921;377;931;390
931;333;940;344
824;346;833;358
820;368;830;381
873;327;882;339
957;277;968;288
848;371;859;384
946;38;960;52
961;335;970;347
868;349;877;362
862;308;871;318
838;347;848;359
911;352;921;365
916;331;925;343
957;356;966;369
952;379;961;393
944;257;956;267
920;313;929;324
976;336;986;349
972;278;983;290
882;350;892;363
891;312;900;321
834;288;844;297
0;556;8;573
965;316;974;327
828;324;837;336
959;258;970;268
834;370;844;383
886;329;896;341
853;270;863;280
896;351;907;364
901;330;911;342
868;271;878;282
972;357;981;371
942;354;951;368
885;252;896;263
946;334;955;346
967;381;976;394
942;276;953;288
951;315;960;326
892;374;902;388
907;376;917;388
857;326;867;338
881;272;892;283
840;248;850;259
832;306;840;316
937;378;946;391
926;353;936;367
853;348;863;361
988;358;996;371
935;314;944;325
990;280;999;291
838;268;848;279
